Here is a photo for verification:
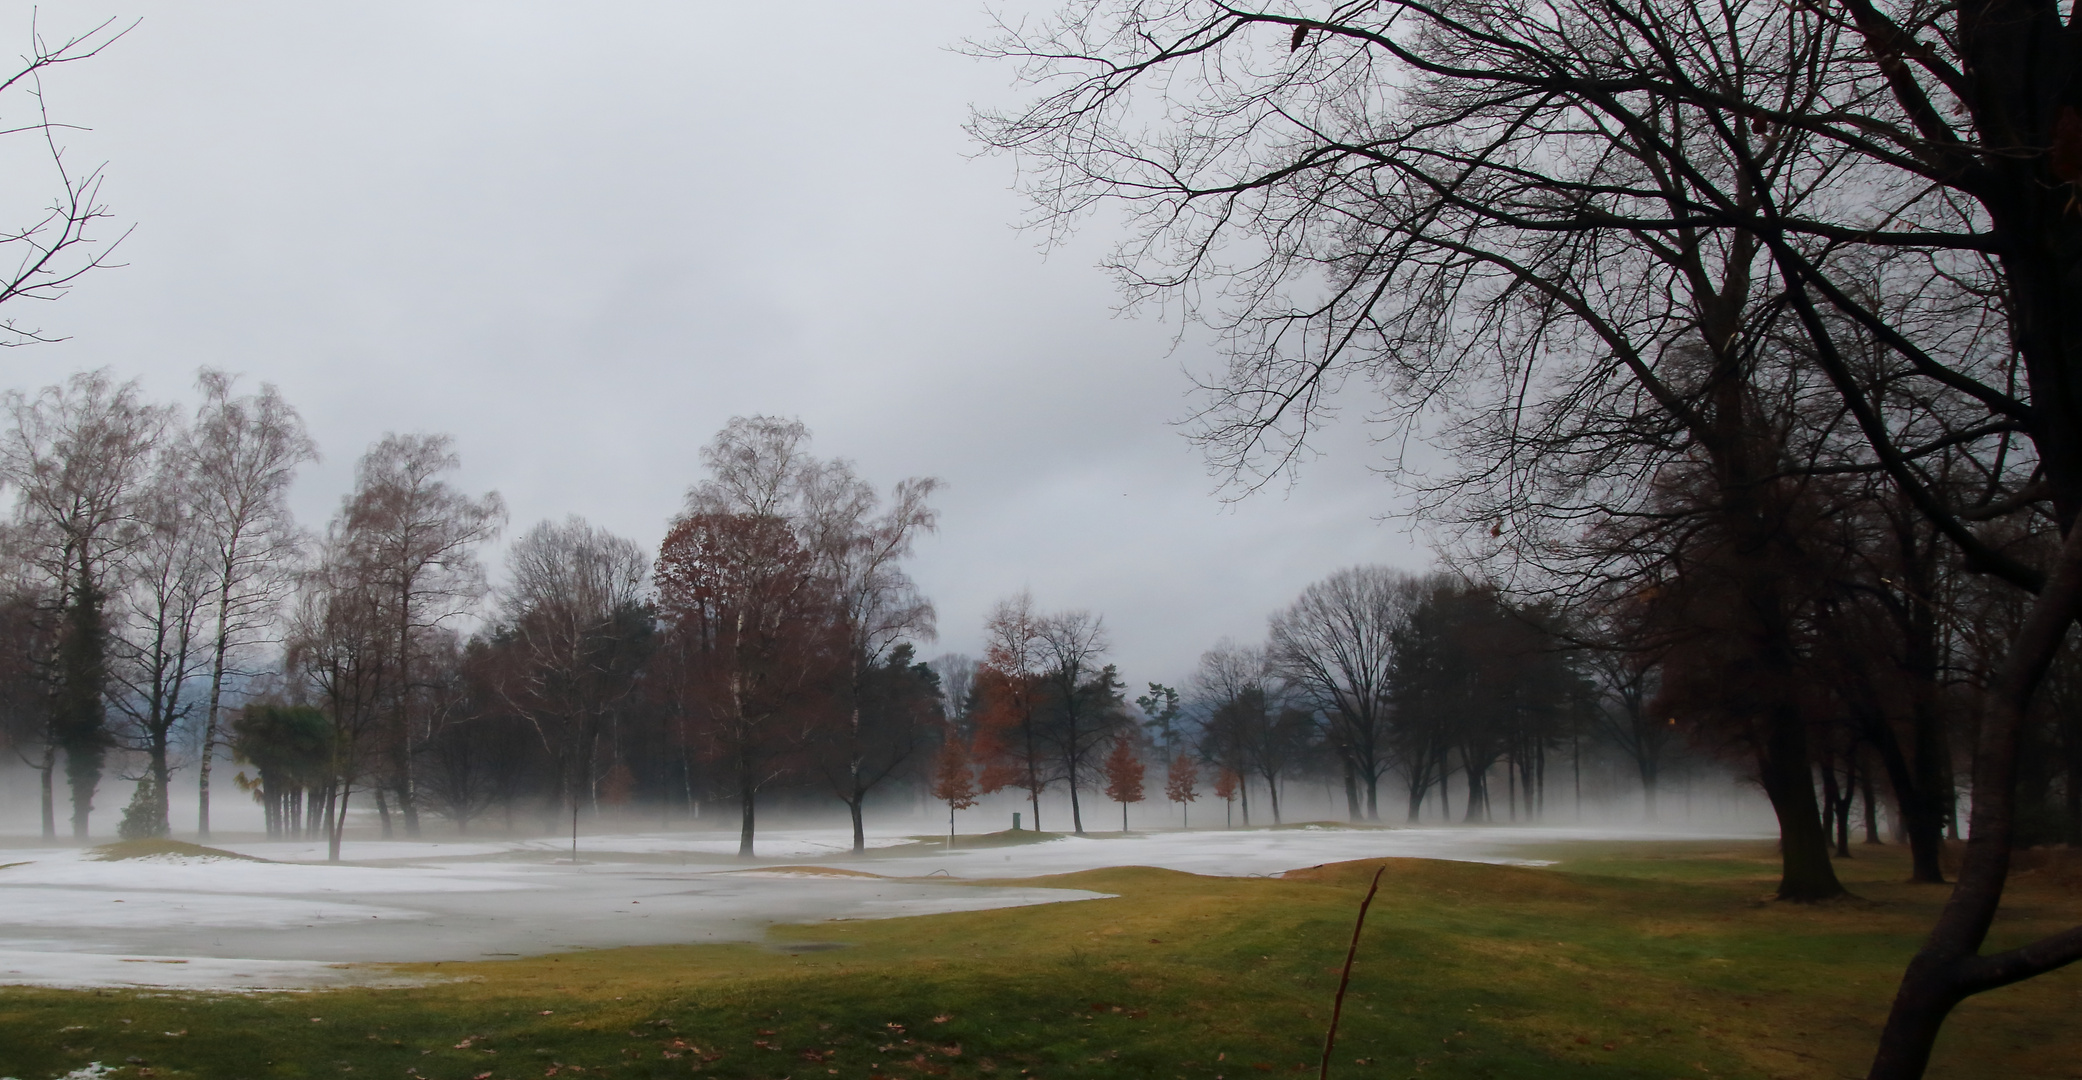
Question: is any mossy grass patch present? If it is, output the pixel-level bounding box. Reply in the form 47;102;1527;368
899;828;1069;849
726;865;887;878
85;839;264;862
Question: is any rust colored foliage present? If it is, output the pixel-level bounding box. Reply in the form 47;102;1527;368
1165;753;1199;806
929;727;978;813
653;511;841;848
1212;767;1240;803
1102;736;1145;806
970;663;1048;798
1102;735;1146;833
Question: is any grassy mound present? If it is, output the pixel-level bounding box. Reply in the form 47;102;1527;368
3;841;2075;1079
901;828;1068;849
86;838;262;862
727;865;886;878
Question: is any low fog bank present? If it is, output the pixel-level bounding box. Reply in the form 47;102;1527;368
0;753;1776;848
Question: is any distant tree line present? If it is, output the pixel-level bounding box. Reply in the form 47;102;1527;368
929;567;1702;840
9;370;2035;882
0;384;956;860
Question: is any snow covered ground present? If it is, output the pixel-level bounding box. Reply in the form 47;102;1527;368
0;823;1764;991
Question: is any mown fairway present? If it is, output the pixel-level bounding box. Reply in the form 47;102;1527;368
1;839;2076;1080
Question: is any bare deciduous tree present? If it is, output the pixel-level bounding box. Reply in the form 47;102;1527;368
1035;609;1119;835
335;434;504;836
286;536;391;863
108;452;209;839
1269;566;1418;822
971;3;2082;1066
190;371;315;839
0;370;165;838
496;516;649;858
0;16;135;348
799;460;941;853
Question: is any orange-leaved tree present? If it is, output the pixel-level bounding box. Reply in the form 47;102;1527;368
1213;767;1240;830
1102;735;1145;833
1165;753;1199;828
929;726;978;847
973;592;1054;828
655;510;837;858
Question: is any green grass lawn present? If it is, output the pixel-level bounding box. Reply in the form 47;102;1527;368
2;839;2077;1080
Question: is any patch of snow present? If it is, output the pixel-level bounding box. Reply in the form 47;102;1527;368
0;888;426;930
0;949;421;992
0;823;1761;992
832;889;1113;919
2;1063;120;1080
869;824;1762;880
211;839;523;862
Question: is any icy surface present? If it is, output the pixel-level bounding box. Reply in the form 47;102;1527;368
0;823;1761;991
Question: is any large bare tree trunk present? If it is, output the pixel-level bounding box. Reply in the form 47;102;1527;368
1757;701;1843;901
1867;527;2082;1079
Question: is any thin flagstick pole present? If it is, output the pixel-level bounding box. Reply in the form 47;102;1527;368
1319;865;1385;1080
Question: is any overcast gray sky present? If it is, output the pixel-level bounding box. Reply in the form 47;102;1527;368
1;1;1426;687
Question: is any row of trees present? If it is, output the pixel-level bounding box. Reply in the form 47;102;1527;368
1168;570;1604;831
269;413;950;860
970;0;2082;1072
922;567;1683;840
0;370;312;842
0;387;960;860
0;371;1837;862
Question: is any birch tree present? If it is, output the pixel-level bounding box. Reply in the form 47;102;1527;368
799;459;940;853
190;371;314;839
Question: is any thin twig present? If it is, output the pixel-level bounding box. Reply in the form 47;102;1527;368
1320;864;1385;1080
